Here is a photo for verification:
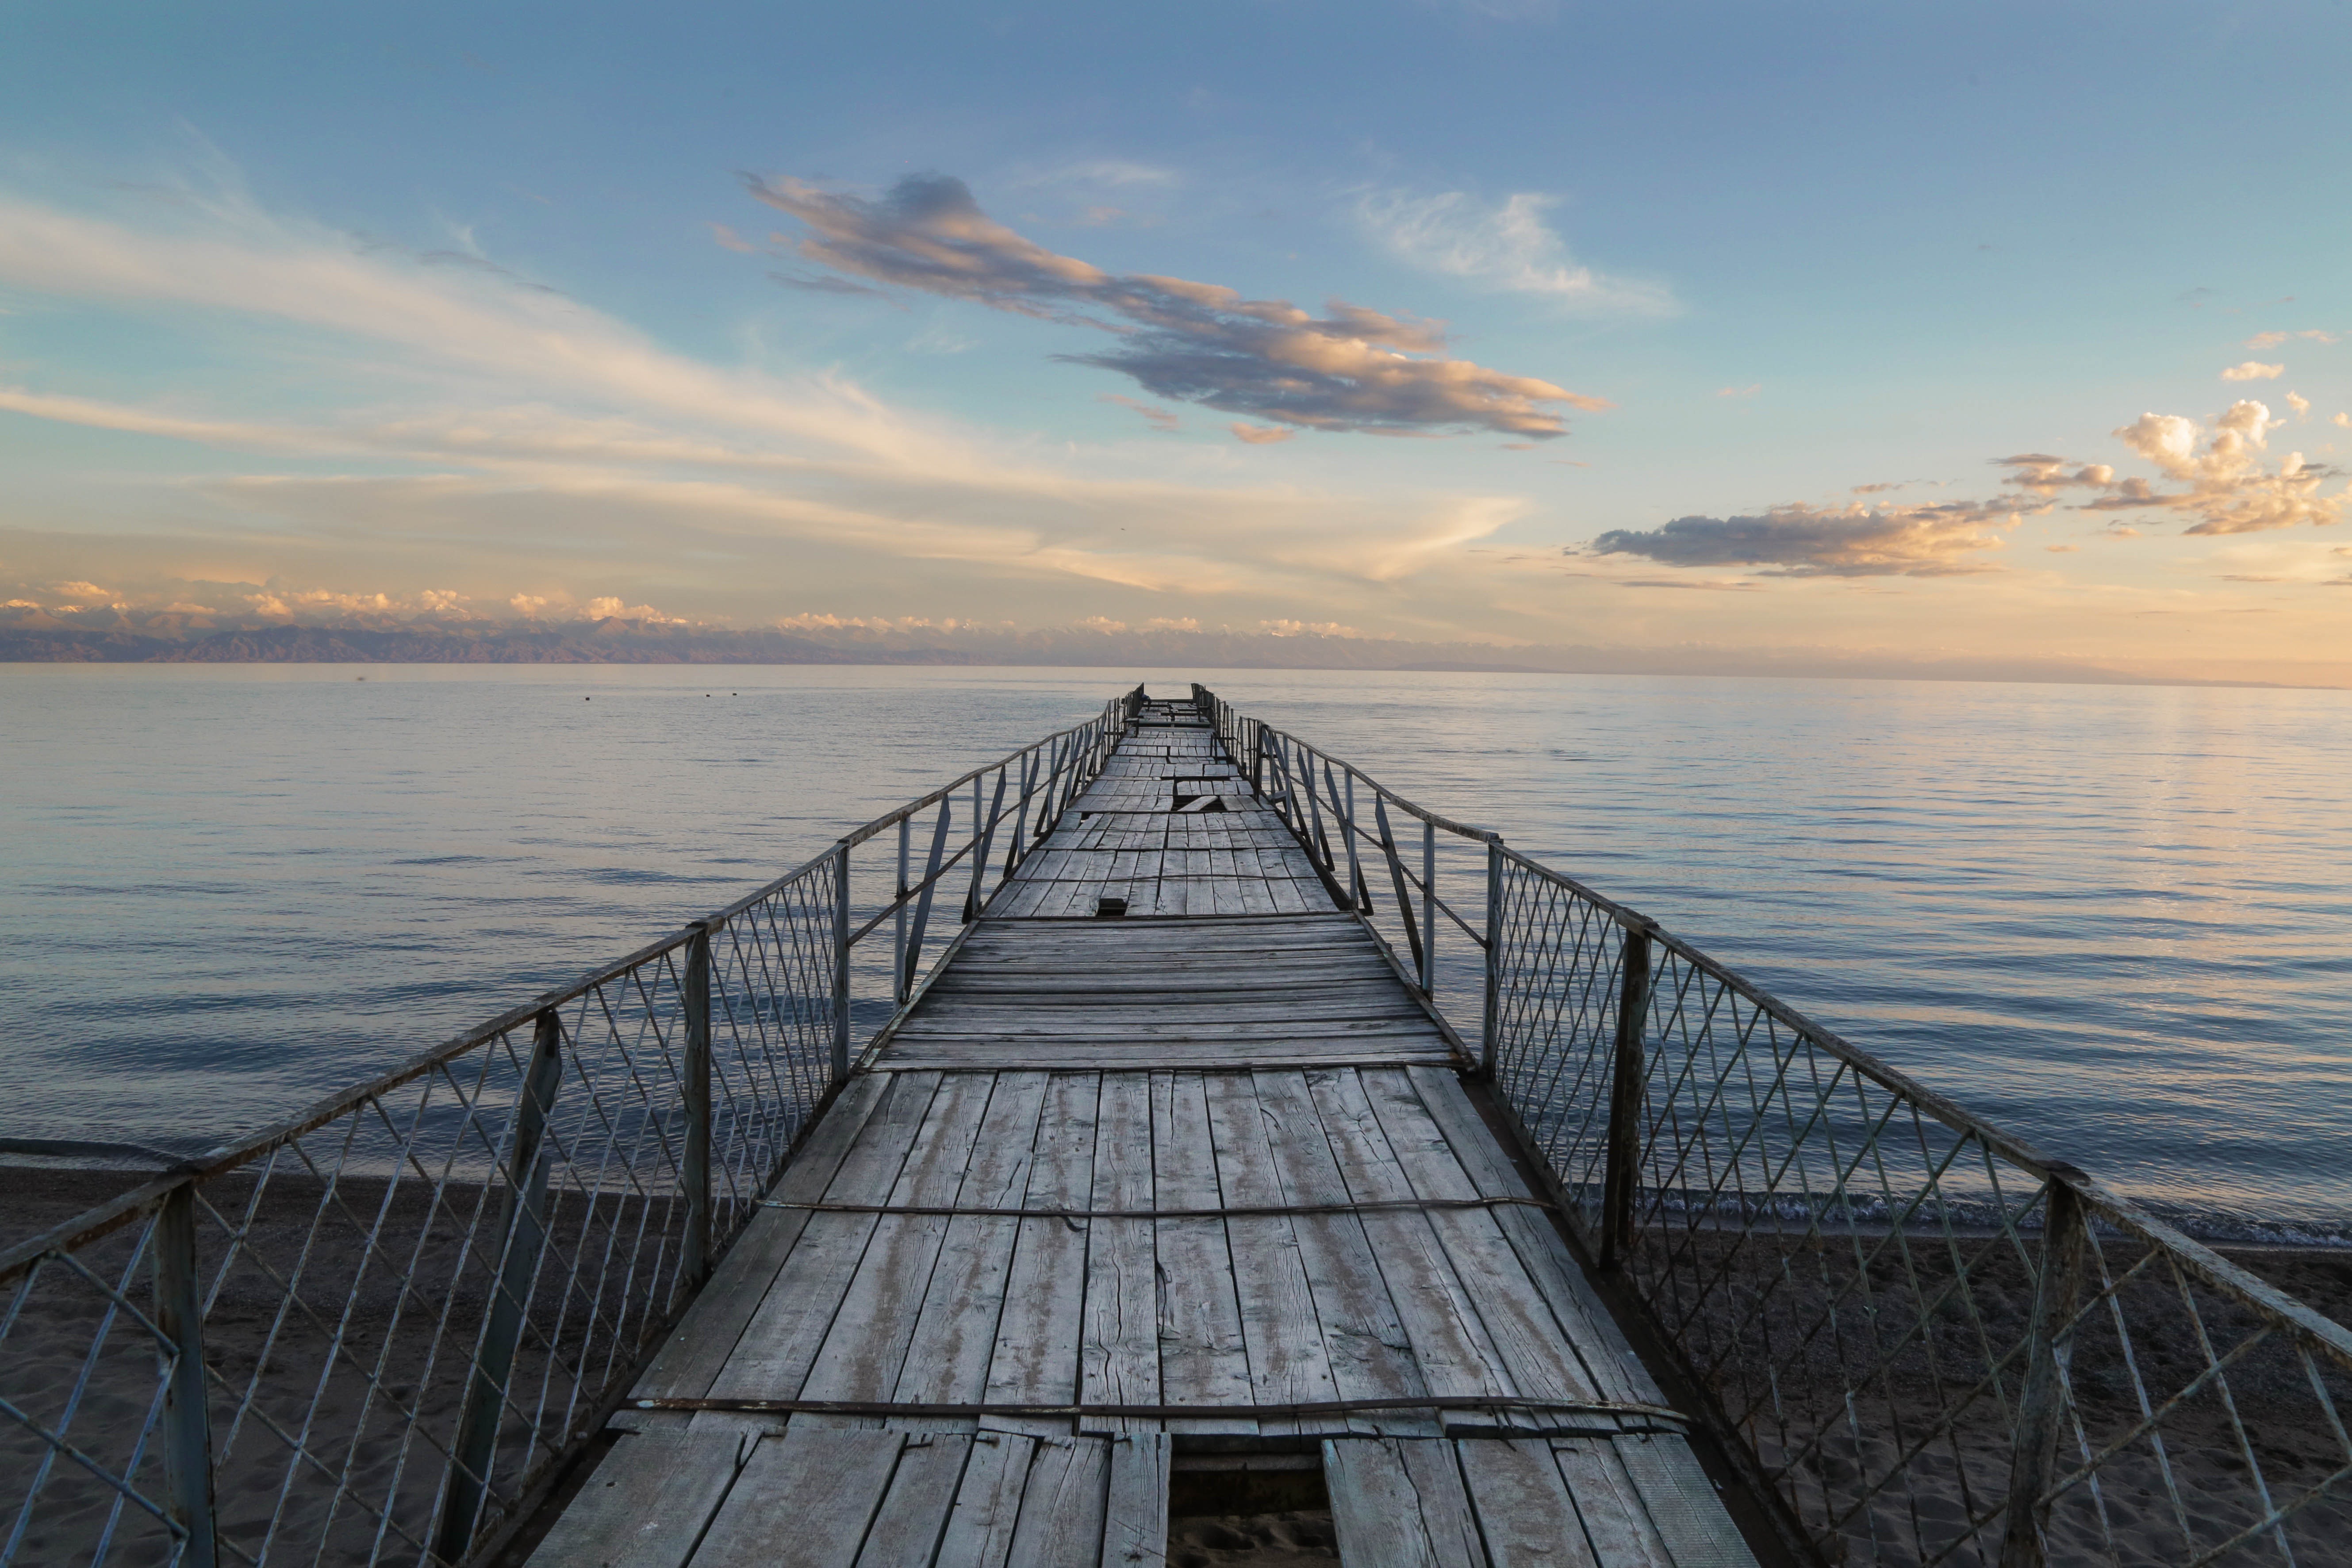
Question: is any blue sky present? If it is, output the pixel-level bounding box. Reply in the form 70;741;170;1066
4;1;2349;679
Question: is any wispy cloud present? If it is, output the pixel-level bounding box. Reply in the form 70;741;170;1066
2222;360;2283;381
1715;384;1760;399
1100;393;1179;431
1231;423;1296;445
1355;188;1674;315
0;179;1583;634
1585;501;2021;577
748;173;1607;437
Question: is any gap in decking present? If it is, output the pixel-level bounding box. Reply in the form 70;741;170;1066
1167;1448;1337;1567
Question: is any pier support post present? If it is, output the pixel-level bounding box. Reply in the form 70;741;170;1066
1600;921;1653;1271
154;1184;218;1568
831;843;853;1084
2000;1169;2092;1568
682;922;713;1285
438;1009;562;1564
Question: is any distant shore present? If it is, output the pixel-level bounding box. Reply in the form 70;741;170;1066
0;621;2332;688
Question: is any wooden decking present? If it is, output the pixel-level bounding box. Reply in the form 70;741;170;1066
531;700;1758;1568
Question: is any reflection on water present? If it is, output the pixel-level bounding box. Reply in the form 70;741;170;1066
1;664;2346;1239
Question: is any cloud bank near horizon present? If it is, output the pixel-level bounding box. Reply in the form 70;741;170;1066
1591;398;2349;578
748;173;1607;438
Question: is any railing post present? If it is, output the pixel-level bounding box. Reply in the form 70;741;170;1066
682;922;713;1284
831;843;852;1083
1420;819;1436;995
2000;1170;2092;1568
1479;840;1502;1078
903;796;952;993
894;817;910;1004
438;1009;563;1563
154;1183;218;1568
964;767;1009;920
1374;796;1424;981
1600;921;1653;1271
1338;767;1366;912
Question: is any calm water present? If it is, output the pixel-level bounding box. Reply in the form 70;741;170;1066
2;665;2346;1242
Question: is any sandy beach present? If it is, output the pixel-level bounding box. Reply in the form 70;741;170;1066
6;1165;2348;1565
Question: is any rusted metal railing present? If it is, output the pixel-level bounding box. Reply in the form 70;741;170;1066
1194;683;2352;1568
0;686;1144;1568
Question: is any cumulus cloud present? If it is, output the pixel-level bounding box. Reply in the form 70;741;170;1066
580;596;675;621
1355;188;1675;315
1231;422;1296;445
748;173;1606;438
1586;500;2022;577
2108;400;2344;534
2287;391;2310;418
2222;361;2283;381
1980;405;2345;535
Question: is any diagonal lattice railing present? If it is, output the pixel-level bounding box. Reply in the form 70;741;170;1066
1194;684;2352;1568
0;687;1143;1568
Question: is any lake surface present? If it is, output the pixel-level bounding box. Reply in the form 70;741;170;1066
2;664;2346;1244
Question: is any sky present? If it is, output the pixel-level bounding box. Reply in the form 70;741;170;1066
3;0;2350;682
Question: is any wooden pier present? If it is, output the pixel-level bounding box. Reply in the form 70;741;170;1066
526;698;1758;1567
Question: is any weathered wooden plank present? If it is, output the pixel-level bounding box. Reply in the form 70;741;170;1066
1321;1438;1484;1568
1080;1072;1159;1434
1304;1070;1514;1417
690;1425;903;1568
849;1432;974;1567
1202;1071;1336;1437
1353;1070;1610;1419
884;1053;1459;1076
932;1430;1037;1568
523;1430;746;1568
798;1073;1000;1420
633;1074;892;1399
891;1016;1444;1043
1399;1068;1661;1407
1455;1436;1602;1568
1005;1434;1113;1568
894;1073;1052;1416
986;1072;1101;1434
881;1043;1456;1073
1102;1432;1172;1568
709;1074;943;1402
927;978;1407;1002
1549;1438;1676;1568
1148;1071;1254;1436
1613;1433;1760;1568
1249;1071;1434;1436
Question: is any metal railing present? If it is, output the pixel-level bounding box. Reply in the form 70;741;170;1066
1193;684;2352;1568
0;686;1144;1568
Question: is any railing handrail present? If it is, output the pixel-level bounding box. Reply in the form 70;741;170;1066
0;685;1146;1288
